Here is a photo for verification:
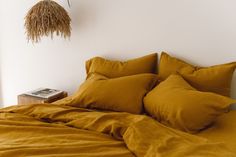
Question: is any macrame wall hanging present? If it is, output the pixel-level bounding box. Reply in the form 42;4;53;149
25;0;71;43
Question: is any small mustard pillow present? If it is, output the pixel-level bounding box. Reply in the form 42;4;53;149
58;73;158;114
159;52;236;96
86;53;158;78
144;74;236;133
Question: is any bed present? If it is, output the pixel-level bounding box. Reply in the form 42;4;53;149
0;52;235;156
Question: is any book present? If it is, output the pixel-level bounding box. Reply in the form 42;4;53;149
25;88;64;99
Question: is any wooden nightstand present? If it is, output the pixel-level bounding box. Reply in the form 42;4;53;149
18;91;68;105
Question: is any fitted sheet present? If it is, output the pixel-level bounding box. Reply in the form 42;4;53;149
0;104;235;157
197;110;236;154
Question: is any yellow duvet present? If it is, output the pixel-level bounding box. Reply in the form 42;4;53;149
0;104;234;157
197;110;236;154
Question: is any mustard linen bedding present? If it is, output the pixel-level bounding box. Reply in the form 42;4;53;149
197;110;236;154
0;104;234;157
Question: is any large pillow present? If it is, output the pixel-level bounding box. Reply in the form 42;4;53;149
86;53;157;78
144;74;236;133
158;52;236;96
57;73;158;114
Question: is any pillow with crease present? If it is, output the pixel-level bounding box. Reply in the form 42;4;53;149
56;73;158;114
144;74;236;133
86;53;158;78
158;52;236;96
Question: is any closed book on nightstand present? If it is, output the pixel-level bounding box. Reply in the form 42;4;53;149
18;90;68;105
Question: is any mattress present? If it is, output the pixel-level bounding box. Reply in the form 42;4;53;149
197;110;236;154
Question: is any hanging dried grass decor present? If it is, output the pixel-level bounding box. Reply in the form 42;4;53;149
25;0;71;43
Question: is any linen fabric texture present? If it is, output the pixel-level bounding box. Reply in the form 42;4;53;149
56;73;158;114
158;52;236;96
86;53;158;78
144;74;236;133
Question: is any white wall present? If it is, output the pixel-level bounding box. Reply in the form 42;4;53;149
1;0;236;106
0;1;3;106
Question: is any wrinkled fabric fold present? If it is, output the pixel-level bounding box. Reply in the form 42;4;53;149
0;104;234;157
